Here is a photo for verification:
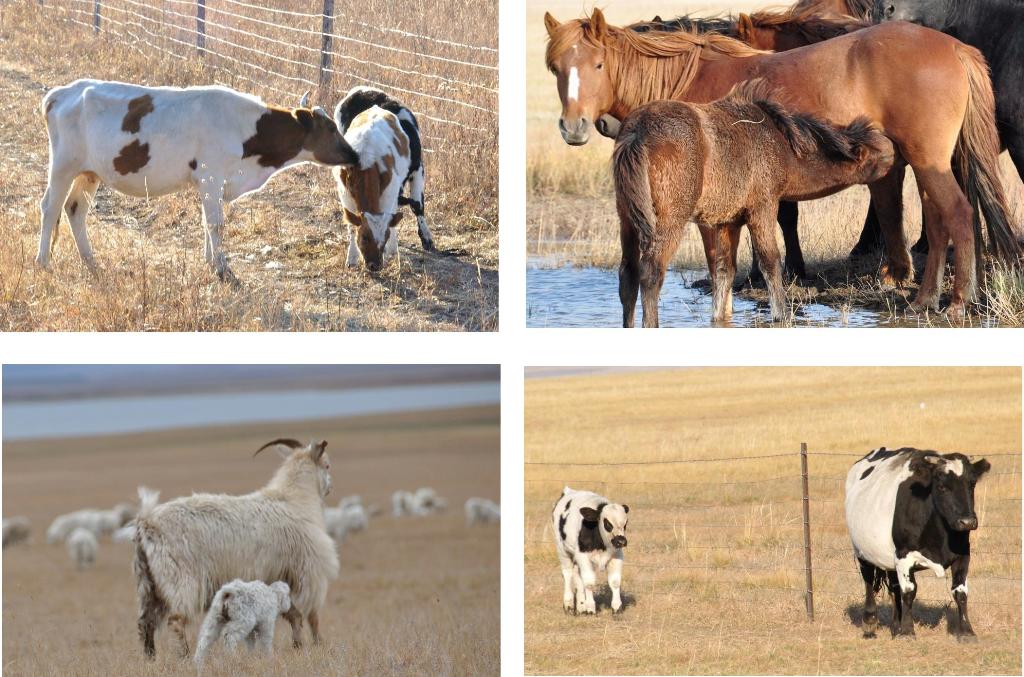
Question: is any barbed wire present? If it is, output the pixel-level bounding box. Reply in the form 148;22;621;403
54;0;497;138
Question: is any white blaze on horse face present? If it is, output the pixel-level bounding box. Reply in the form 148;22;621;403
568;66;580;103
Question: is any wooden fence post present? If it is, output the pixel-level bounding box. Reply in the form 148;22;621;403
196;0;206;55
800;442;815;622
319;0;334;93
93;0;101;33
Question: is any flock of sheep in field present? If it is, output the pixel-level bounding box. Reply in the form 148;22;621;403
2;439;499;668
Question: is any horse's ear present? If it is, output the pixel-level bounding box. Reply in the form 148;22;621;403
591;7;608;38
737;13;753;39
544;12;560;37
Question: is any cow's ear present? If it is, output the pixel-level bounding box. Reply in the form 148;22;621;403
908;453;938;480
579;507;600;523
972;458;991;478
622;505;629;514
294;108;315;132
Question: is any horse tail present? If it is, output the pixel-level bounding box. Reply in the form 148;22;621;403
612;126;657;252
953;43;1021;261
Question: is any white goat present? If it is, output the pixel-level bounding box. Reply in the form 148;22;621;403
3;517;31;549
67;527;98;570
193;579;291;668
46;502;135;543
391;490;414;517
133;439;337;659
465;498;500;526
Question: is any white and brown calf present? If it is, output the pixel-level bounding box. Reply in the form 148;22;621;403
37;80;357;280
333;103;425;271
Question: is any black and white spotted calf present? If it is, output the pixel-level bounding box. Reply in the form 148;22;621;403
551;486;629;614
334;86;434;258
844;447;991;640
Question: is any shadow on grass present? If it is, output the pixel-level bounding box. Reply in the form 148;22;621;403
844;598;962;637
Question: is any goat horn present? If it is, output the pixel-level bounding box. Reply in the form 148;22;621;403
299;91;311;108
254;438;304;457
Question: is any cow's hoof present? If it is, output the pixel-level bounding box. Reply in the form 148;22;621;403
421;237;435;252
862;631;876;639
956;633;978;644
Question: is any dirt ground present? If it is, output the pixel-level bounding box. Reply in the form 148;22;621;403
2;405;500;676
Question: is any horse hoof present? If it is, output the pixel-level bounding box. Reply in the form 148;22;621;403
945;302;967;320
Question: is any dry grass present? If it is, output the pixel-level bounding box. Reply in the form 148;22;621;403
0;0;497;331
3;405;500;676
524;368;1022;675
525;1;1024;324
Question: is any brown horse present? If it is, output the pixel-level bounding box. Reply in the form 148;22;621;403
614;81;895;326
544;9;1018;314
734;6;869;51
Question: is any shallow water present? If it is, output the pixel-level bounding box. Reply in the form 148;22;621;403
526;261;891;328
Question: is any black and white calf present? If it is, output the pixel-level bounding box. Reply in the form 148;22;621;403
551;486;629;614
334;86;434;258
845;447;991;640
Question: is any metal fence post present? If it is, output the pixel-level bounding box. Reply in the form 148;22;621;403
93;0;101;32
800;442;815;622
319;0;334;93
196;0;206;55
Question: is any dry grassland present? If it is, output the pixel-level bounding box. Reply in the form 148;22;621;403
0;0;497;331
3;405;500;676
525;1;1024;324
524;368;1022;675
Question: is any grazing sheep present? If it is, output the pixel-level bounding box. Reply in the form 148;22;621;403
47;503;135;543
3;517;31;549
412;487;447;515
133;439;338;659
67;527;98;570
112;524;137;543
465;498;500;526
193;579;291;668
324;502;369;543
391;490;414;517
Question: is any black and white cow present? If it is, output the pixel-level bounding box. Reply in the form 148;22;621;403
845;447;991;640
551;486;629;614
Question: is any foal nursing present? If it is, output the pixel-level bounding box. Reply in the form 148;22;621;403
613;80;895;326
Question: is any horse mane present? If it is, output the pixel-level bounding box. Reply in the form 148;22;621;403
792;0;874;21
725;80;877;162
744;5;870;42
546;14;766;109
629;14;737;36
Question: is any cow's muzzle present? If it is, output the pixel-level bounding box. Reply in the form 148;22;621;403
954;516;979;531
611;536;627;548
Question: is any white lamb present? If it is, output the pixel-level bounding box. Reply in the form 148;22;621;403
465;498;500;526
412;487;447;515
194;579;291;668
3;517;31;549
391;490;414;517
47;502;135;543
324;502;369;542
67;527;98;570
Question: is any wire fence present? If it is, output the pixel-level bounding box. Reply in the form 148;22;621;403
526;446;1022;620
44;0;498;161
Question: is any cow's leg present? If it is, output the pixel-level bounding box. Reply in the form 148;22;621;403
894;554;920;637
36;166;77;268
607;555;624;613
168;614;191;658
346;224;360;267
384;226;399;262
282;605;304;648
558;552;575;613
857;558;881;638
63;172;101;270
406;166;434;250
572;564;586;614
950;556;977;642
574;555;598;614
199;181;234;282
886;570;902;637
